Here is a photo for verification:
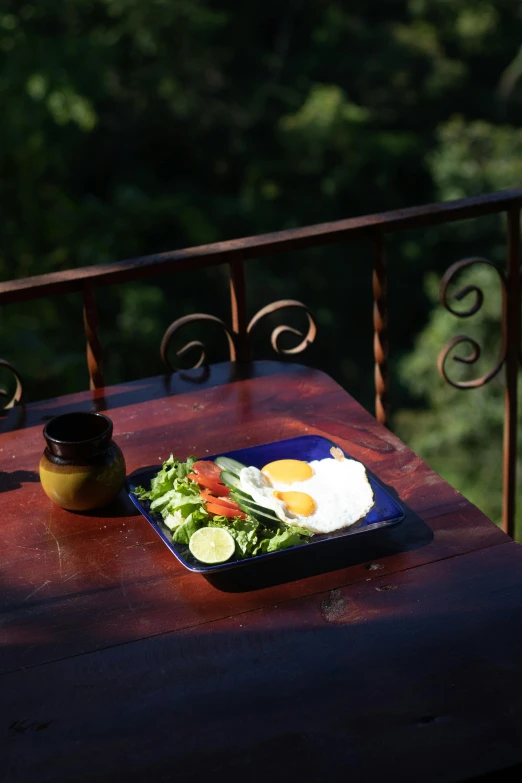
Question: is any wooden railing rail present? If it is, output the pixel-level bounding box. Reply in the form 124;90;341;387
1;189;521;306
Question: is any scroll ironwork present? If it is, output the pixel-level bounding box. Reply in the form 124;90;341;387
247;299;317;356
0;359;23;409
160;300;317;371
160;314;237;372
437;257;507;389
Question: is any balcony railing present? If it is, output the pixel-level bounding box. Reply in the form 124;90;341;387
1;188;521;535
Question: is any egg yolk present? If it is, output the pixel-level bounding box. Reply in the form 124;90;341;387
261;459;313;484
273;491;316;517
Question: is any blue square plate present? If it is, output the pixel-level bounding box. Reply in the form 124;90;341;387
126;434;405;574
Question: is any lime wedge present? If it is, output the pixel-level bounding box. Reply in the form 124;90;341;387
189;527;236;564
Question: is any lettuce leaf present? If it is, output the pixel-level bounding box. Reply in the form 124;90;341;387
209;515;311;558
209;516;261;558
173;508;209;544
134;455;205;522
266;527;309;552
135;454;198;503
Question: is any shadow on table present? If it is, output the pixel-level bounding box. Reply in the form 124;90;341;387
205;482;433;593
69;487;142;519
465;763;522;782
0;470;40;493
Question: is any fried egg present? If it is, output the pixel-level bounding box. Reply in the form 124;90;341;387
239;456;374;534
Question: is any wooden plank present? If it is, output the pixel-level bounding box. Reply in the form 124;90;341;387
3;542;522;783
0;365;508;673
1;190;521;304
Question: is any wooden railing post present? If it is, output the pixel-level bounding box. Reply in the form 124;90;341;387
372;230;389;425
502;204;521;537
82;283;104;389
229;252;251;363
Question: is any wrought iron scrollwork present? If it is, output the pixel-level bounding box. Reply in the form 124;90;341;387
160;313;237;372
0;359;23;409
247;299;317;356
160;300;317;371
437;257;507;389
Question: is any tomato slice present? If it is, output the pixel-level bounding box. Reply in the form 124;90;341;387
192;460;222;478
206;501;246;520
200;489;240;511
187;472;231;497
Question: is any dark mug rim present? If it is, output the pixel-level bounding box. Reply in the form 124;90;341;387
43;412;113;460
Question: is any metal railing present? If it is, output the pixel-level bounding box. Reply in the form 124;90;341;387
1;188;520;534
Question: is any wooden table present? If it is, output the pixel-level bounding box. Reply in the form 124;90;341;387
2;361;522;782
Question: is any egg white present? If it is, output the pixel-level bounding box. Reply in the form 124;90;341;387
239;457;374;534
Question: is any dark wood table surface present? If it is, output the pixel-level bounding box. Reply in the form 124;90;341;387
1;361;522;783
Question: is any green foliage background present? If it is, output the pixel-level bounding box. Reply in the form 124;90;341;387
2;1;522;533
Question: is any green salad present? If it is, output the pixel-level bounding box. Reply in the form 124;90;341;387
133;454;312;563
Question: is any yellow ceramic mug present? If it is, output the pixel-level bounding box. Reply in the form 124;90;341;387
39;411;126;511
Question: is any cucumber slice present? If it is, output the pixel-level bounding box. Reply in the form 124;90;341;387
231;493;280;524
230;491;274;515
230;487;253;501
219;470;243;492
219;471;256;503
214;456;247;477
241;507;280;526
220;470;280;524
